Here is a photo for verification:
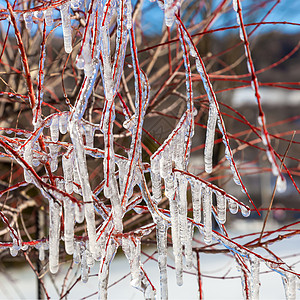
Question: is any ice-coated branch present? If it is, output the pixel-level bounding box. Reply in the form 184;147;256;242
232;0;284;185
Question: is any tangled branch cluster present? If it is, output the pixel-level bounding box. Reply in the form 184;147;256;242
0;0;299;299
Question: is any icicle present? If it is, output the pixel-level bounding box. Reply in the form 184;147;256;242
126;0;132;30
73;241;81;264
169;194;183;286
204;105;217;174
156;220;168;300
250;256;260;300
55;178;74;255
228;197;238;214
64;198;75;254
283;271;296;300
59;113;69;134
111;189;123;233
112;0;130;91
150;156;160;174
34;35;45;128
81;245;89;283
174;126;187;170
76;0;99;77
66;15;100;257
191;180;202;224
151;112;188;173
49;201;61;274
9;246;18;257
100;25;114;102
164;0;174;27
203;185;212;244
217;118;245;192
49;143;59;172
39;244;45;261
84;124;95;148
216;192;226;224
45;8;53;27
9;235;21;257
81;31;94;77
84;199;97;258
142;277;156;300
164;0;180;27
86;244;94;267
123;116;135;131
151;170;162;205
241;205;251;218
164;174;175;200
23;141;33;183
75;203;85;223
50;114;59;142
122;237;142;290
266;150;278;176
239;28;245;41
232;0;238;11
32;143;41;167
60;2;72;53
185;222;194;269
276;175;287;193
34;10;43;19
73;162;81;194
21;244;28;251
116;159;126;193
62;151;74;194
172;136;179;163
179;28;221;175
177;174;188;251
160;145;172;179
101;104;123;233
76;56;84;69
24;12;33;30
